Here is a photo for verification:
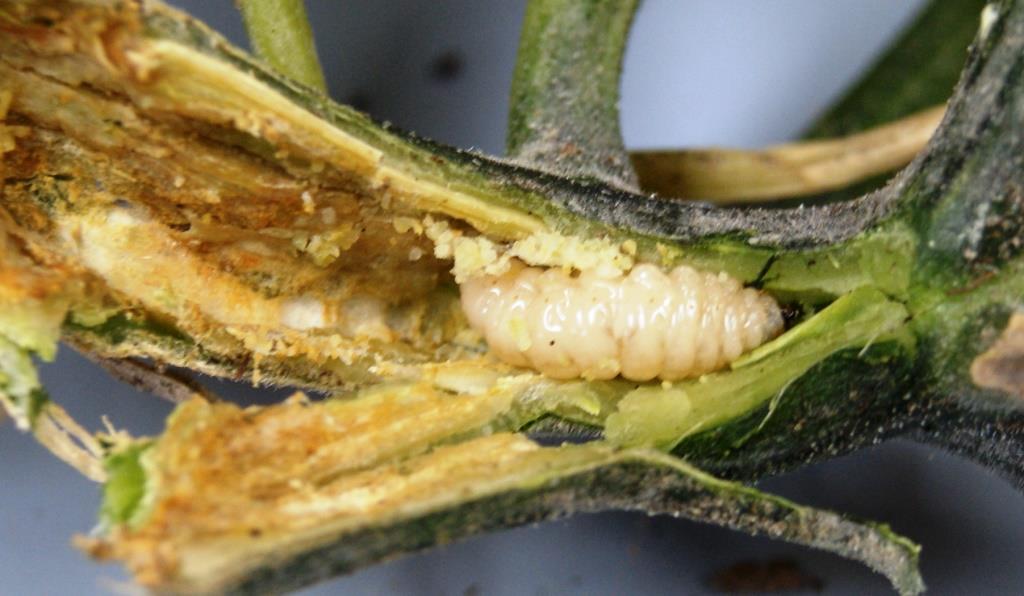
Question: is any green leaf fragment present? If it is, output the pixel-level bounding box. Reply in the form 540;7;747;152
101;442;154;529
0;333;46;430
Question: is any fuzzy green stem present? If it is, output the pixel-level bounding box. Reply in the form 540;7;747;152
806;0;988;138
237;0;326;92
507;0;639;188
786;0;988;205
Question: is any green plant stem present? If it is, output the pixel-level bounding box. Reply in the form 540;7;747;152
507;0;639;189
778;0;988;205
237;0;326;91
806;0;988;138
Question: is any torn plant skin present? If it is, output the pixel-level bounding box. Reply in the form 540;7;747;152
76;393;923;596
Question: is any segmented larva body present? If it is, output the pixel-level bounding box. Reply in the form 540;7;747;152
460;261;783;381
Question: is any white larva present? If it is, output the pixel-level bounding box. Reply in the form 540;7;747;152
460;260;784;381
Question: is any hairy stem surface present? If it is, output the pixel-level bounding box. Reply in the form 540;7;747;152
507;0;639;188
237;0;326;91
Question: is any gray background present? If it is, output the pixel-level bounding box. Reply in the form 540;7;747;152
4;1;1022;594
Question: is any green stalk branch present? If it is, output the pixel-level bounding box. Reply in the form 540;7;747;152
806;0;988;138
237;0;326;91
507;0;640;189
